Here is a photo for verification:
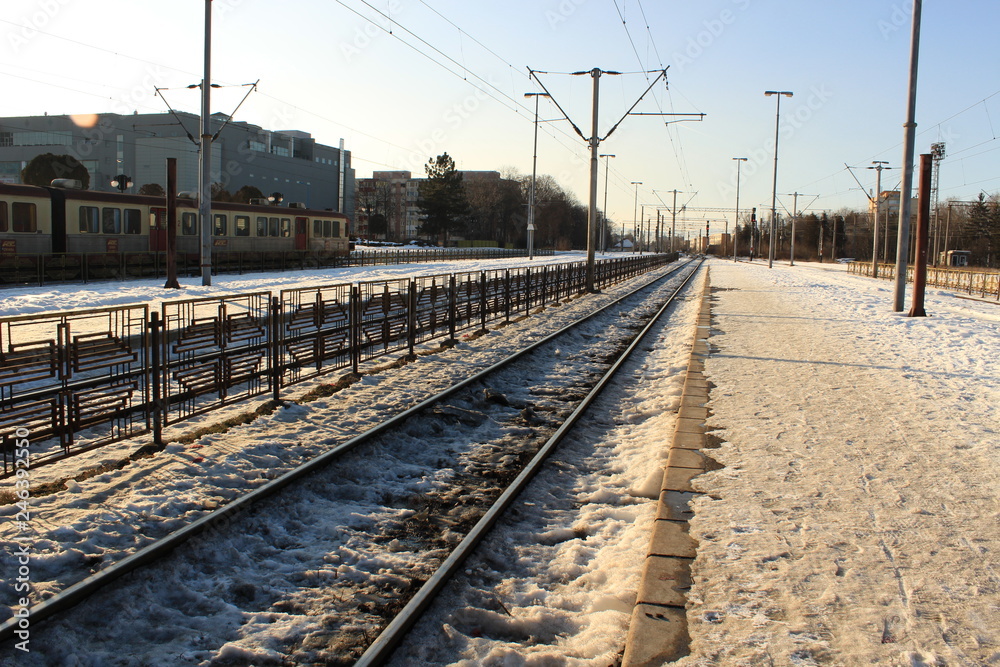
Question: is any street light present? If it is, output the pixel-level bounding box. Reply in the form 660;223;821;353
525;92;551;260
732;157;747;262
599;153;615;253
268;191;284;205
631;181;642;255
765;90;793;268
111;174;133;193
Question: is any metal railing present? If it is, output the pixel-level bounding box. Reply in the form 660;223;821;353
0;254;675;475
848;261;1000;300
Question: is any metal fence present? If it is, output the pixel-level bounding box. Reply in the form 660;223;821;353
848;262;1000;300
0;253;673;475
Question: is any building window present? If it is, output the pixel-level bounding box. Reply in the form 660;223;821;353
12;131;73;146
248;140;266;152
102;208;121;234
79;206;100;233
213;213;227;236
124;208;142;234
271;146;289;157
182;212;197;235
235;215;250;236
0;132;12;148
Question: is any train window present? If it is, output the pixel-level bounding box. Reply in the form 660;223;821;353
319;220;329;237
102;208;121;234
256;216;268;236
182;212;198;235
333;220;341;237
0;201;7;232
124;209;142;234
12;203;37;233
281;218;291;237
313;220;322;237
235;216;250;236
269;217;280;237
213;214;227;236
79;206;100;233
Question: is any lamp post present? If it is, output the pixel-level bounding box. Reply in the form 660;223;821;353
525;92;551;260
268;191;284;205
111;174;132;193
765;90;793;268
732;157;747;262
599;153;615;253
631;181;642;254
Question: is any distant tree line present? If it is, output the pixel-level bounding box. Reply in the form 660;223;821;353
730;192;1000;268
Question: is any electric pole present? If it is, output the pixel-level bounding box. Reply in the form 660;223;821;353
786;192;817;265
529;66;698;290
867;161;891;277
199;0;213;286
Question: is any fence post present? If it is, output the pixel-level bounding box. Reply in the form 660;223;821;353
351;285;361;375
479;270;488;333
525;267;532;314
504;269;511;323
407;279;417;356
448;274;457;342
270;296;282;402
149;311;163;446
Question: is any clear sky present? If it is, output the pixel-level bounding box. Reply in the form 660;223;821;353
2;0;998;238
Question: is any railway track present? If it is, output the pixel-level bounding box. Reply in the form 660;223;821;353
0;258;703;665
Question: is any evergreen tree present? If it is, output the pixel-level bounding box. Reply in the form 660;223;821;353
417;153;469;245
138;183;165;196
21;153;90;189
232;185;265;203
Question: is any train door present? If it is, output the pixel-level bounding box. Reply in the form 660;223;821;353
294;216;308;250
150;207;167;251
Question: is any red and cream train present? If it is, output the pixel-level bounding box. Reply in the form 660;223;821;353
0;180;350;258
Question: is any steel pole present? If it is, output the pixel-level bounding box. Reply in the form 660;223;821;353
908;153;932;317
198;0;213;286
893;0;922;311
733;159;746;262
527;94;540;260
586;68;600;292
768;95;784;268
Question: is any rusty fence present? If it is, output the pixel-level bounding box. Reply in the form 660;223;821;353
848;262;1000;300
0;254;673;476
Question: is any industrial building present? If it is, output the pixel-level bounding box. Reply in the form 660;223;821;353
0;111;353;215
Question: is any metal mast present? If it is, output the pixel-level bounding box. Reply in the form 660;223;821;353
198;0;213;286
893;0;922;311
930;142;945;263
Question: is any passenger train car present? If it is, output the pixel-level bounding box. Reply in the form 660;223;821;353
0;180;350;258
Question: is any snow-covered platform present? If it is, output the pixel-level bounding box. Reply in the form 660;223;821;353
625;258;999;666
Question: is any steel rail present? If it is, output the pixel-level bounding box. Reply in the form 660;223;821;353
355;258;704;665
0;258;696;645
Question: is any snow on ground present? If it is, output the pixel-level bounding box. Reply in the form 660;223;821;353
1;256;997;665
677;259;999;666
